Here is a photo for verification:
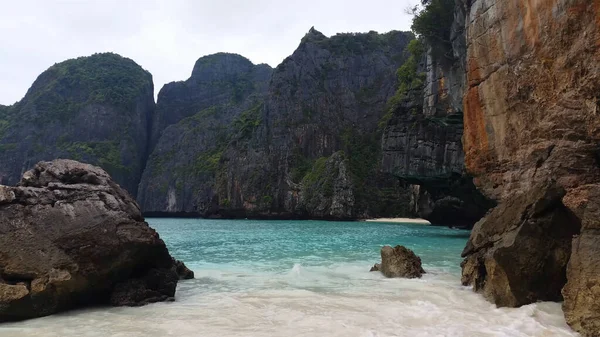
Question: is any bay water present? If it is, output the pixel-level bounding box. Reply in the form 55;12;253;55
0;219;577;336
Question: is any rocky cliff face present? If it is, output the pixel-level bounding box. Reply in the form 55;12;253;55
141;29;416;219
138;54;272;215
217;29;415;219
149;53;273;148
455;0;600;335
380;4;492;226
0;53;154;196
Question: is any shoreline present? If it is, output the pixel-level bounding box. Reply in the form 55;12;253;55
363;218;432;225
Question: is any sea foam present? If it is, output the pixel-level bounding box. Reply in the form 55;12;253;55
0;219;578;337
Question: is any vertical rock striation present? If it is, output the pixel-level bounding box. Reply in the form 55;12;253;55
456;0;600;335
138;53;272;216
140;29;416;219
380;1;492;226
217;29;414;219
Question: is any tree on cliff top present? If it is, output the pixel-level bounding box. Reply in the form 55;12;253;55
409;0;455;59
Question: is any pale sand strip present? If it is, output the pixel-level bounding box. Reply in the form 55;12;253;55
364;218;431;225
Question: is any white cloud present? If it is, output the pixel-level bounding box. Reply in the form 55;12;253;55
0;0;414;105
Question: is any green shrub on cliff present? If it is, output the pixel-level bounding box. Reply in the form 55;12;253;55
308;30;407;56
233;102;263;139
0;106;11;139
410;0;455;59
302;156;335;198
381;39;426;128
59;140;126;173
192;149;224;175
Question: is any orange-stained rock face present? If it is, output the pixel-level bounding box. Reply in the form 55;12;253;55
461;1;600;335
463;86;489;175
463;0;600;200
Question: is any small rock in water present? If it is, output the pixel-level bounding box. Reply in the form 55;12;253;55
375;245;425;278
369;263;381;272
173;259;195;280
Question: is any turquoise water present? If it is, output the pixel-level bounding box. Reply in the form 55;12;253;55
0;219;577;337
160;219;468;275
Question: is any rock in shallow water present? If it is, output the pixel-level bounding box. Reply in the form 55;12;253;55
375;245;425;278
173;259;195;280
0;159;193;322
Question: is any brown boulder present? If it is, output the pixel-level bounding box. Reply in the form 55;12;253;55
561;185;600;337
461;180;580;307
369;263;381;272
0;159;193;322
377;245;425;278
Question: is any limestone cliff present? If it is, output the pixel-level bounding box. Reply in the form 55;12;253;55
454;0;600;335
0;53;154;196
149;53;272;148
142;29;416;219
217;29;414;219
380;6;492;226
138;54;272;215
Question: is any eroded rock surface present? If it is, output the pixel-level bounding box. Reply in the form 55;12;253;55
456;0;600;334
461;181;579;307
0;159;192;322
377;245;425;278
561;185;600;337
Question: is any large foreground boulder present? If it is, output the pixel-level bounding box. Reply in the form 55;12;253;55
374;245;425;278
561;185;600;337
0;159;192;322
461;181;580;307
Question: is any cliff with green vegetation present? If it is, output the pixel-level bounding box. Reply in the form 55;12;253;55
379;1;492;226
0;25;489;225
140;29;416;218
0;53;154;195
137;54;272;215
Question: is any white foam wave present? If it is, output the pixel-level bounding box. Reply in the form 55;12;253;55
0;264;578;337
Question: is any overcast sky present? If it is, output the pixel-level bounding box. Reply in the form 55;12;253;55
0;0;414;105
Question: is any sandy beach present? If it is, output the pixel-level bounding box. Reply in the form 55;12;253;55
364;218;431;225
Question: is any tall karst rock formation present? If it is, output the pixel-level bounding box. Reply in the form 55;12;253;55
138;53;273;215
0;53;154;195
142;30;428;219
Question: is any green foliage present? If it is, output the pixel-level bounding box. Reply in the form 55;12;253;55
381;39;426;128
407;38;425;57
0;119;9;139
233;102;263;139
0;105;14;140
302;156;334;197
341;128;380;183
192;148;224;175
410;0;455;59
316;30;406;56
290;149;314;183
26;53;151;124
262;195;273;205
59;140;126;173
